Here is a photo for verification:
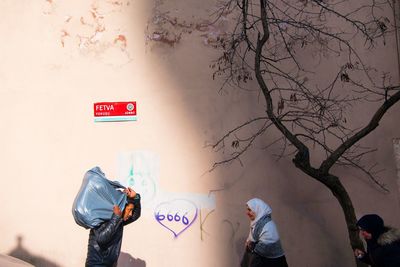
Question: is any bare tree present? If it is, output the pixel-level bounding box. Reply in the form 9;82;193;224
208;0;400;266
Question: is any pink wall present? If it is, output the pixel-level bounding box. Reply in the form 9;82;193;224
0;1;399;267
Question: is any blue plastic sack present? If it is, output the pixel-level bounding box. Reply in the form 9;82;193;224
72;167;127;229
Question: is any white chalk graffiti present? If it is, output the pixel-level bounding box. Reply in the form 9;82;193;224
118;151;159;205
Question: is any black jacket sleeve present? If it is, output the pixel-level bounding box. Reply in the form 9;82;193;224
357;254;371;265
123;194;141;226
93;213;123;246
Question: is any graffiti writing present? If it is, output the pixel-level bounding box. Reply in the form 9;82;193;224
127;170;156;203
118;151;159;205
156;212;190;225
199;209;215;241
154;199;198;238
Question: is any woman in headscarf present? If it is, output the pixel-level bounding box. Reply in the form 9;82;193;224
241;198;289;267
354;214;400;267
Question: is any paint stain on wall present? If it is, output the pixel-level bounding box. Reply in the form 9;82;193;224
43;0;132;66
145;0;234;48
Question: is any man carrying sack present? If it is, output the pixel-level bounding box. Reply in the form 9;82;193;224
72;167;141;267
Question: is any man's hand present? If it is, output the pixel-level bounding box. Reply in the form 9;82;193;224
123;187;137;199
245;241;255;252
113;205;122;216
354;248;365;259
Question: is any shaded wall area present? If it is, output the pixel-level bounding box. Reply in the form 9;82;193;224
145;0;400;266
118;252;146;267
8;236;61;267
7;236;147;267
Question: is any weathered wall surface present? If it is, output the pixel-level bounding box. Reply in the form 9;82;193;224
0;1;399;267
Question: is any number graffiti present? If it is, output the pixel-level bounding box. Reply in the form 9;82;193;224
155;212;190;225
154;199;198;238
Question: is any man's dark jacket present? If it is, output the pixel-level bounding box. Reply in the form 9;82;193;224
85;195;141;267
358;227;400;267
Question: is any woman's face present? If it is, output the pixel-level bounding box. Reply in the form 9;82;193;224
246;206;256;221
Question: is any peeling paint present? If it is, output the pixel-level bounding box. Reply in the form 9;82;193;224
145;1;232;49
44;0;132;65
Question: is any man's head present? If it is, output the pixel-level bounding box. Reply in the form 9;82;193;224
357;214;384;240
123;203;134;221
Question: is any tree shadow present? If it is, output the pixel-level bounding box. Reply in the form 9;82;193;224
117;252;146;267
8;235;61;267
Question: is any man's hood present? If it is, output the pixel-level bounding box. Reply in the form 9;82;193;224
378;227;400;246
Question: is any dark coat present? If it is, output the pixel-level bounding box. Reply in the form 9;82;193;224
358;227;400;267
241;250;288;267
85;195;141;267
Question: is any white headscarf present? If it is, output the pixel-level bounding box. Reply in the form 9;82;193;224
246;198;272;227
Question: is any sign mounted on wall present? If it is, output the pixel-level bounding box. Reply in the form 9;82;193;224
94;101;137;122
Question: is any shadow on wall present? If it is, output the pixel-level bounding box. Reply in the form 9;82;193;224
117;252;146;267
235;236;247;261
8;235;61;267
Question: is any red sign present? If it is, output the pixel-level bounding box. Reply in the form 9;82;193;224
94;101;137;122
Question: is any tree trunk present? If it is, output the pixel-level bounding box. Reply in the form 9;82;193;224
322;174;368;267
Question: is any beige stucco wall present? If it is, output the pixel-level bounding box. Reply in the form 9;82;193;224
0;1;399;267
